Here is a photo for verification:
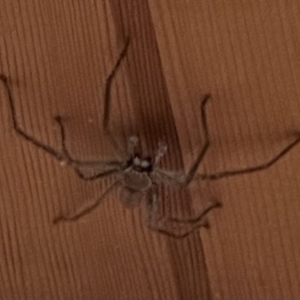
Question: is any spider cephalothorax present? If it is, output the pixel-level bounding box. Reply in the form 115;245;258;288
122;141;159;194
121;140;167;201
120;139;168;194
1;38;300;238
125;137;167;174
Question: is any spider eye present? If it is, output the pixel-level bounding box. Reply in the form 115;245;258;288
141;160;150;168
133;156;141;166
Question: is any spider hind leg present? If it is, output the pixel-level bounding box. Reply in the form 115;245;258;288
145;185;221;239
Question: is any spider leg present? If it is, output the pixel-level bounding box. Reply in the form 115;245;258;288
0;74;65;161
151;219;208;239
168;201;222;224
164;94;211;186
103;38;130;159
198;133;300;181
146;185;218;239
0;74;122;181
53;180;120;223
154;169;185;186
54;115;122;181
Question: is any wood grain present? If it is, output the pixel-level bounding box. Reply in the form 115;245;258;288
0;0;300;299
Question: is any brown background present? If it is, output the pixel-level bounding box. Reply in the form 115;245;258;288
1;0;300;299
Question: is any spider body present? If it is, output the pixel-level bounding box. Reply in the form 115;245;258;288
1;38;300;239
110;141;165;206
121;155;153;208
117;138;168;197
123;152;154;192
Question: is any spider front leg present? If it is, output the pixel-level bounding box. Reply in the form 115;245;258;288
198;133;300;181
146;185;220;239
102;37;130;159
183;94;211;185
53;115;122;181
156;94;212;186
0;74;65;161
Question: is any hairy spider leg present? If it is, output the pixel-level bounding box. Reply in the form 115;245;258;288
157;126;300;235
53;37;130;167
55;36;131;169
146;184;221;239
0;74;122;181
182;94;211;185
53;118;123;223
145;95;221;237
54;116;122;181
157;94;300;184
153;93;300;231
53;180;121;223
103;37;130;159
155;94;211;186
0;74;65;161
198;133;300;180
1;36;131;168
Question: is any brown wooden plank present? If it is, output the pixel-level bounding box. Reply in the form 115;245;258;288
0;0;300;299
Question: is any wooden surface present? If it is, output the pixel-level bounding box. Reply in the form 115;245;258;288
0;0;300;299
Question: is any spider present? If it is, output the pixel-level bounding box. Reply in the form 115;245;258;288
1;39;300;239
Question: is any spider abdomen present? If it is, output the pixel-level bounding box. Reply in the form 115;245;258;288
119;171;152;208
